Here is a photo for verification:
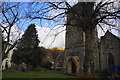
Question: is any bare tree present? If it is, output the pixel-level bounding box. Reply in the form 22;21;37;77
27;1;120;74
1;2;26;60
1;1;119;73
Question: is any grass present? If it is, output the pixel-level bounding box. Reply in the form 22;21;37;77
2;70;75;78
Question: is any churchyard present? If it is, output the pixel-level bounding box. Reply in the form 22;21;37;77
2;70;75;78
1;1;120;80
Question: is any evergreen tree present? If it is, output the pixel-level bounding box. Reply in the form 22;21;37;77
18;24;39;49
12;24;42;68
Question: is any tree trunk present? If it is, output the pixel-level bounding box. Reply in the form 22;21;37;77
83;28;97;74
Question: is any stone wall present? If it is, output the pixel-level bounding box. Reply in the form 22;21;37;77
64;56;80;74
64;3;100;74
64;3;120;74
100;31;120;71
64;3;85;74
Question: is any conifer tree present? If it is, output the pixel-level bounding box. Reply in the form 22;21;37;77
18;24;39;49
12;24;42;68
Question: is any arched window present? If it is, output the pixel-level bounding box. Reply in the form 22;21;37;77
107;53;114;70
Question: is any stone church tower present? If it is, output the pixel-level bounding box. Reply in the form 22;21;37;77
63;3;99;74
63;3;85;74
63;3;120;75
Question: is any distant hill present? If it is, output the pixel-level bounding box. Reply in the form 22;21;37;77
50;47;65;51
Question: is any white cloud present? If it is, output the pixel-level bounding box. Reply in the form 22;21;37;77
3;23;119;49
97;25;107;38
36;25;66;48
2;23;66;48
2;23;24;44
97;25;120;38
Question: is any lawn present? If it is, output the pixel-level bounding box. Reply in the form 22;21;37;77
2;70;75;78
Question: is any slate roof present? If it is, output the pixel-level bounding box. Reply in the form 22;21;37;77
56;51;64;61
107;30;120;39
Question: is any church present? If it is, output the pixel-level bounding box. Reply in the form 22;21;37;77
62;3;120;74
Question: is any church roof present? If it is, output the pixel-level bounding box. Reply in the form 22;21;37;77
56;51;64;61
108;30;119;39
101;30;120;40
